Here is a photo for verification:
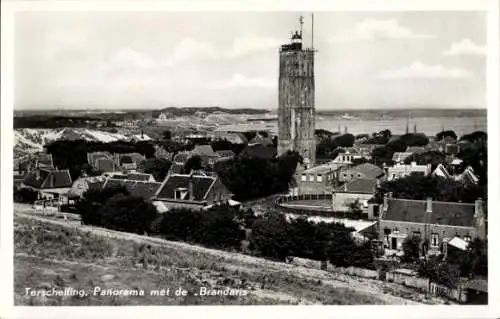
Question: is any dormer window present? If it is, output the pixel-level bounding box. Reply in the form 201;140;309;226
175;187;189;200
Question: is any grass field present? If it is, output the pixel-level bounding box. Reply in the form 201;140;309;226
14;212;433;305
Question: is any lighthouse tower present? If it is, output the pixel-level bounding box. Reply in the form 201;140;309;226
277;15;316;168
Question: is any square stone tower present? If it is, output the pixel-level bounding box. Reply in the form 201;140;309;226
277;17;316;168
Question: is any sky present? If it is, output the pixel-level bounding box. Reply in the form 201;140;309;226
15;11;486;110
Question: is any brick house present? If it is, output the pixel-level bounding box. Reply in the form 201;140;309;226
295;162;349;195
338;163;385;183
378;195;486;256
152;172;232;210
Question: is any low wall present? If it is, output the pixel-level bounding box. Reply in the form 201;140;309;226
289;257;378;279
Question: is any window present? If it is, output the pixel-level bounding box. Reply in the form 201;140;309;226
357;173;362;178
309;175;314;182
317;175;323;182
301;174;307;182
393;228;399;234
413;231;421;238
464;236;471;242
431;233;439;247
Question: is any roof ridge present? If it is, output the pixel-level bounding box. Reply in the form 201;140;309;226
388;197;476;206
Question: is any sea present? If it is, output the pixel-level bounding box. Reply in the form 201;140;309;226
225;109;487;137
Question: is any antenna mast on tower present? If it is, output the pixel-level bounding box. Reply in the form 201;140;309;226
311;13;314;49
299;15;304;36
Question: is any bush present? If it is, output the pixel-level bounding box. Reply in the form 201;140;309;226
14;188;38;203
402;236;421;262
249;213;292;261
159;205;244;250
99;194;159;234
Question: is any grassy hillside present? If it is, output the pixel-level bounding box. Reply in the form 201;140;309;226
14;214;426;305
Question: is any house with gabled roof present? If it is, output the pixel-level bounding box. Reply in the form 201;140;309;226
238;144;277;160
153;172;232;210
392;152;413;164
338;163;385;183
102;178;162;200
87;151;116;172
332;178;379;214
21;167;73;199
378;194;486;256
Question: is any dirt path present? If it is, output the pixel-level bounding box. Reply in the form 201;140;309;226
15;210;427;305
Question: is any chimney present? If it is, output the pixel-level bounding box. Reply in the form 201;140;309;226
426;197;433;213
474;198;483;218
141;130;144;139
426;163;432;173
411;161;417;167
383;193;388;212
188;175;195;201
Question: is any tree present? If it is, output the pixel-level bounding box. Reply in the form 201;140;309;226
249;213;292;261
333;134;355;148
77;186;129;226
436;130;457;141
402;236;421;262
196;205;245;250
327;228;356;268
399;133;429;147
347;199;363;218
418;257;460;288
183;155;203;173
162;130;172;140
14;187;38;203
139;158;172;182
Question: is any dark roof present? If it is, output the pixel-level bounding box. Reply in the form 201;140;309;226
192;145;218;157
239;144;277;160
464;279;488;293
36;154;54;167
215;150;235;158
155;174;216;201
23;168;72;189
337;178;378;194
127;172;154;182
118;153;145;164
248;135;273;146
383;198;476;227
103;178;161;200
346;163;384;179
88;152;113;167
96;158;115;172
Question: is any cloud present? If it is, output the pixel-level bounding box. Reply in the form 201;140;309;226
376;61;473;79
42;29;90;58
443;39;486;56
331;19;434;42
226;35;283;58
106;47;155;70
211;73;276;89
